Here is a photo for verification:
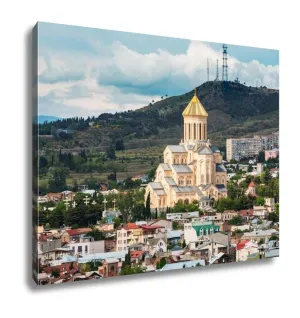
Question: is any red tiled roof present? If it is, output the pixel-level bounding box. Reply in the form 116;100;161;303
130;250;143;259
124;223;140;230
141;225;164;230
66;228;90;236
249;181;256;188
237;240;250;250
66;229;80;236
238;209;254;216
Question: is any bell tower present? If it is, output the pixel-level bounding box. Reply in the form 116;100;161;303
182;88;208;144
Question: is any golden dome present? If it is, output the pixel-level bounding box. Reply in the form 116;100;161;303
182;88;208;117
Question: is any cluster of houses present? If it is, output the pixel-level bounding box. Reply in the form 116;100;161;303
34;182;279;285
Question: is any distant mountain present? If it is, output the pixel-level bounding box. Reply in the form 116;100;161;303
38;115;61;124
38;81;279;150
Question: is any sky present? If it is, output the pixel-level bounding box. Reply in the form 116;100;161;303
37;22;279;118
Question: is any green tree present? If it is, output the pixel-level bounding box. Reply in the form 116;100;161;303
48;202;65;228
228;215;243;226
51;268;60;278
120;265;146;275
258;151;265;163
255;197;265;206
182;240;186;248
86;228;105;241
247;164;253;172
106;146;116;160
113;217;121;229
261;168;272;185
47;167;69;192
156;258;167;270
145;193;151;220
115;139;125;151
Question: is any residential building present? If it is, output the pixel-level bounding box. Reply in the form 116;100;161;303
253;205;268;218
189;240;228;261
265;198;275;213
66;238;105;257
238;209;254;222
236;240;258;261
226;137;262;161
265;149;279;161
116;223;145;252
145;238;167;256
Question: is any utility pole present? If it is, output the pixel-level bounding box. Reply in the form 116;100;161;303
215;59;219;81
207;58;210;82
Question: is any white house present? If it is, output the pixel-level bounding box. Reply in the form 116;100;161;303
253;205;268;218
183;223;197;244
66;239;105;257
146;238;167;256
236;240;258;262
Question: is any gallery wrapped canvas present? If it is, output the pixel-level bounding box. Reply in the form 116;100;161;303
32;22;279;286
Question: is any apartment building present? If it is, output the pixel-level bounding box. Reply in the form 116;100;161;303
226;138;262;161
226;131;279;161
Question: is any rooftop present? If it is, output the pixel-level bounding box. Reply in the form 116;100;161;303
160;260;205;271
182;90;208;117
166;145;187;153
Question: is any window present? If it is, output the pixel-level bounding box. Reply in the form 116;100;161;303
85;245;88;253
78;246;82;253
123;240;126;244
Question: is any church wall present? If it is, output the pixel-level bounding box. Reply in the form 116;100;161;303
215;172;227;186
164;149;188;165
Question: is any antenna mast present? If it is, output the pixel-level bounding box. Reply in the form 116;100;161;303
207;58;210;82
215;59;219;81
222;44;228;81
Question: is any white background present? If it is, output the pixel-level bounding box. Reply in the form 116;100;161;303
0;0;299;317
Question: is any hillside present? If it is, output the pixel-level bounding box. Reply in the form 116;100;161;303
39;81;279;152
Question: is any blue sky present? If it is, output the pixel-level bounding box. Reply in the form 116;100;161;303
38;22;279;118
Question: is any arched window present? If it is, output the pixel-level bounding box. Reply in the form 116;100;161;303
194;123;196;139
179;177;184;186
200;123;202;140
201;174;204;184
174;156;179;164
184;199;189;204
186;177;192;185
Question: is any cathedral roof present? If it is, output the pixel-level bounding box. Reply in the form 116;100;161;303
198;145;213;155
154;189;167;196
165;177;177;186
159;163;171;171
216;164;227;172
216;184;227;192
182;89;208;117
149;182;164;189
173;186;202;194
211;145;220;153
166;145;187;153
171;165;192;173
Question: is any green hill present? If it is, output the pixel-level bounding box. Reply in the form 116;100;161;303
39;81;279;152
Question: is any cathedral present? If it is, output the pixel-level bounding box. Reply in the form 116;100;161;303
145;88;228;211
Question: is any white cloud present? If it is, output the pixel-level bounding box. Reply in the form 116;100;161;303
38;40;279;117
